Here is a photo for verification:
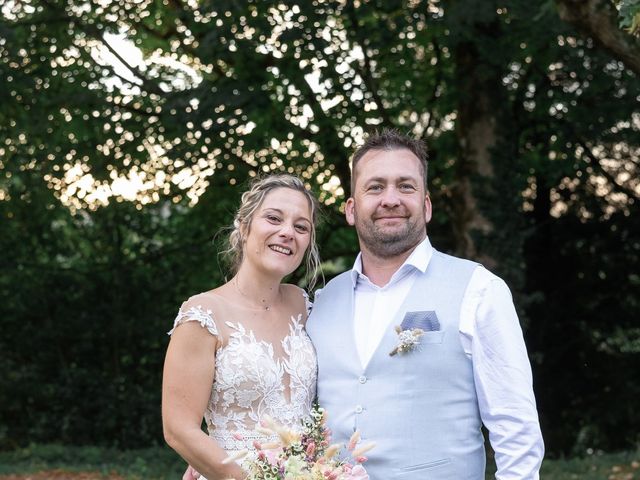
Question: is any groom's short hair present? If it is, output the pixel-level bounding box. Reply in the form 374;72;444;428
350;129;428;196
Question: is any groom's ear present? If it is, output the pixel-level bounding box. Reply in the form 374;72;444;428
345;197;356;226
424;194;432;224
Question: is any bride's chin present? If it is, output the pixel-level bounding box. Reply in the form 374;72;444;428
257;261;300;279
271;264;301;277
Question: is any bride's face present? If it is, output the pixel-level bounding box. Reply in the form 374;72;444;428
242;187;313;278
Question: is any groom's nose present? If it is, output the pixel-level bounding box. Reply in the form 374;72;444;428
380;187;401;208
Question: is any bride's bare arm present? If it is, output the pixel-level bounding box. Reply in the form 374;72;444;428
181;465;199;480
162;322;245;480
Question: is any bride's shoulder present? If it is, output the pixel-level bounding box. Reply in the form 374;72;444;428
281;284;311;317
170;290;226;337
280;283;308;300
178;290;220;313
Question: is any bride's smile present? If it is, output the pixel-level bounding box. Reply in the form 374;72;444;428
268;244;293;255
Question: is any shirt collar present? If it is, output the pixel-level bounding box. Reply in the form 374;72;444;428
350;236;434;287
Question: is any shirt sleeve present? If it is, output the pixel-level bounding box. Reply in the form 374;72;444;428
459;266;544;479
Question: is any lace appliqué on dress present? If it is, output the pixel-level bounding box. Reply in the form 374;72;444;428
168;306;219;337
207;315;317;453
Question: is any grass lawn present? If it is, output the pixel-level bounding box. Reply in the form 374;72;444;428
0;445;184;479
0;444;638;479
538;449;640;480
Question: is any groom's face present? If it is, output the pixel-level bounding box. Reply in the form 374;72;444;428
345;148;432;259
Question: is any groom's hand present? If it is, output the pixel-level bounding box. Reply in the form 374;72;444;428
182;465;200;480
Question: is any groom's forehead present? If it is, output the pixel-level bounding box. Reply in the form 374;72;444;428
353;151;423;183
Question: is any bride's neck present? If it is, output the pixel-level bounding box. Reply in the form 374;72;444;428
231;268;283;311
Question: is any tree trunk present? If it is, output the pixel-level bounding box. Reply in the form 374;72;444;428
451;40;500;265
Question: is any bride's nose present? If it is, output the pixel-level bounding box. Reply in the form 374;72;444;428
279;222;295;239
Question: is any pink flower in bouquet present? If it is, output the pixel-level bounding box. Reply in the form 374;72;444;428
263;446;282;465
306;441;316;456
346;464;369;480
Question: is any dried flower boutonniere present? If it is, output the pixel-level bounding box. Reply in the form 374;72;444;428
389;325;425;356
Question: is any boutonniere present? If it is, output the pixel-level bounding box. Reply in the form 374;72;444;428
389;325;425;356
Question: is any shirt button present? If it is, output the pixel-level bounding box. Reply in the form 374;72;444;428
358;376;367;384
355;405;363;414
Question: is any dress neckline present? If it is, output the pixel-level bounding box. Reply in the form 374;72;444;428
217;314;308;406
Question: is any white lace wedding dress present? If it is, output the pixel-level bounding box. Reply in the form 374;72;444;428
169;291;317;460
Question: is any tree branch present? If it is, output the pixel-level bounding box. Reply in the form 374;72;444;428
344;2;392;126
576;138;640;200
555;0;640;75
418;37;443;141
270;53;352;195
38;0;165;95
98;35;165;95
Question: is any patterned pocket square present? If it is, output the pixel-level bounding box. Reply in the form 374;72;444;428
401;311;440;332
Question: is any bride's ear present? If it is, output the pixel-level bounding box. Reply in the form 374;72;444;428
239;223;249;244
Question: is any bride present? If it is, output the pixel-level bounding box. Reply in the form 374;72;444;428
162;174;321;480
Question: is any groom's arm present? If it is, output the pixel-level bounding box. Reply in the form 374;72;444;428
460;267;544;479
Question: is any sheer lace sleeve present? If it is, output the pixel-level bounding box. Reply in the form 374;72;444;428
301;288;312;316
168;297;219;337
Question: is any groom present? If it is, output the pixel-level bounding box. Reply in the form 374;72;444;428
306;130;544;479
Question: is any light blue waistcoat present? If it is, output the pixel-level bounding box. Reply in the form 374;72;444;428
307;250;485;480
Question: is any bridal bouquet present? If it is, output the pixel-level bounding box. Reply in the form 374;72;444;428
224;404;374;480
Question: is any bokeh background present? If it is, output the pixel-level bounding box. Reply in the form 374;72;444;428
1;0;639;466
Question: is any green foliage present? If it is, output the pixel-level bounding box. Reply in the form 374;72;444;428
0;444;186;478
619;0;640;35
0;170;242;448
524;210;640;454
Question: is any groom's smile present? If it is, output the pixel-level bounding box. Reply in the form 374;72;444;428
374;213;409;222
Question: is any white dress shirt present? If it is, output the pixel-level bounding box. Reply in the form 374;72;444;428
350;237;544;479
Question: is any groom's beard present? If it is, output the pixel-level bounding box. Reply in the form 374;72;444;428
354;208;426;259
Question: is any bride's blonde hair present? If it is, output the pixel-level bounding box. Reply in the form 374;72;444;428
222;174;322;291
